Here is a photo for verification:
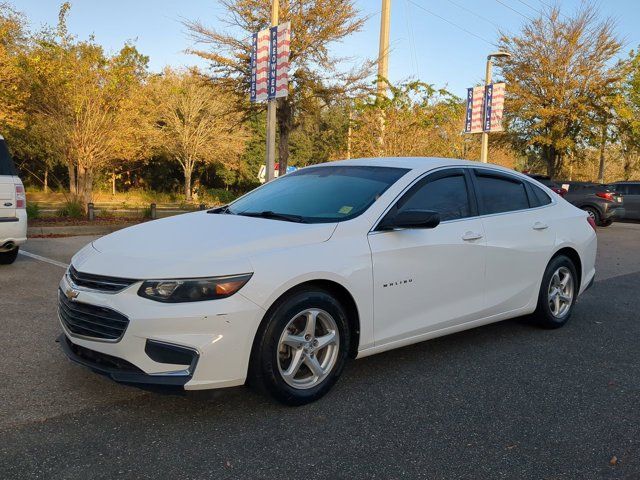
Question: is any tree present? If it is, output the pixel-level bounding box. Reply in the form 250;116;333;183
23;3;150;204
351;81;466;158
185;0;369;175
0;3;28;132
499;5;626;177
149;69;248;201
616;47;640;179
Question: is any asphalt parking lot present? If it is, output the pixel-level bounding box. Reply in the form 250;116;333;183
1;223;639;479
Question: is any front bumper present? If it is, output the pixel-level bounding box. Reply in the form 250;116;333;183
58;273;265;390
58;334;197;386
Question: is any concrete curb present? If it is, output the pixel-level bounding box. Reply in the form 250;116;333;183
28;224;134;237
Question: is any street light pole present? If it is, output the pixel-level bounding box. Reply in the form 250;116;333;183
480;51;511;163
265;0;279;182
377;0;391;153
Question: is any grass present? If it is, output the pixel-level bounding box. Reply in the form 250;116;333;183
26;202;40;219
56;199;85;219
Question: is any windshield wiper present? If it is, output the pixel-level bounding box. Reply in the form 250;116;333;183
237;210;307;223
207;205;234;214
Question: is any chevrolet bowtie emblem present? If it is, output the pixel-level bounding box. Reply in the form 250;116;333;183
65;288;79;301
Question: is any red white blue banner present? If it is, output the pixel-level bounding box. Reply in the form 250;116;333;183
484;82;505;132
251;22;290;103
464;83;506;133
250;28;270;103
464;86;485;134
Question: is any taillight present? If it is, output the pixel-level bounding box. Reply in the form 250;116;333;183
586;216;597;232
595;192;614;201
15;184;25;209
552;187;567;197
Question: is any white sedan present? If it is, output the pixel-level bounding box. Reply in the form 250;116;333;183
58;158;597;405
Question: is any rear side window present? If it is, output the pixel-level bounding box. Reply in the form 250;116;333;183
475;172;529;214
398;173;472;221
0;138;17;176
528;183;552;207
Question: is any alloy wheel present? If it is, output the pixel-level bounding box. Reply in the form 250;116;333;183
277;308;340;389
547;266;574;318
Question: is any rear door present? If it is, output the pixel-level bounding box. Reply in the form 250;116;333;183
472;169;556;315
0;137;17;219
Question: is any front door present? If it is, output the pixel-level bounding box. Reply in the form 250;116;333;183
368;168;487;346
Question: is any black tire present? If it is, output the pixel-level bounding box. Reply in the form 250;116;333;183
600;218;613;227
533;255;578;329
249;287;350;406
0;246;19;265
582;207;600;226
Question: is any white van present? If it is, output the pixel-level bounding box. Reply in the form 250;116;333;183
0;135;27;264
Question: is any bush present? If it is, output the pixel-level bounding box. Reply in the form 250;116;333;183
207;188;239;205
56;199;85;219
26;202;40;219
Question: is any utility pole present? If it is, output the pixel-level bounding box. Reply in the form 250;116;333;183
480;51;510;163
265;0;279;182
377;0;391;153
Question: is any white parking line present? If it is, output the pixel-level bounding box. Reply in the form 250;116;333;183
19;250;69;269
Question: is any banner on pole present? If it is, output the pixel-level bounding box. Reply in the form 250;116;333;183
464;86;485;134
250;28;270;103
485;82;505;132
250;23;290;102
274;21;290;99
463;83;506;133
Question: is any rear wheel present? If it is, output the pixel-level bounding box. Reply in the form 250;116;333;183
249;288;350;406
0;246;19;265
582;207;604;226
533;255;578;329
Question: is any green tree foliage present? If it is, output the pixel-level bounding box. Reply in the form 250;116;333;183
499;6;627;177
184;0;370;175
148;68;248;201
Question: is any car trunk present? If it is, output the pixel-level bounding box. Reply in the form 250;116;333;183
0;137;17;218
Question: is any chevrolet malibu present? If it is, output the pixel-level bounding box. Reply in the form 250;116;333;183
58;158;597;405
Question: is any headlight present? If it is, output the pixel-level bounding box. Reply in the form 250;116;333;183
137;274;252;303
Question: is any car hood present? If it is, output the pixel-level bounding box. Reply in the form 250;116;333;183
73;211;337;279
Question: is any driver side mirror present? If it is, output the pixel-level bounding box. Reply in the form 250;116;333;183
378;209;441;231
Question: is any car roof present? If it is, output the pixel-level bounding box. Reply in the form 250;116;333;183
311;157;515;174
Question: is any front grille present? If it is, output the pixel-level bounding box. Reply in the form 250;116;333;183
68;265;137;293
58;289;129;341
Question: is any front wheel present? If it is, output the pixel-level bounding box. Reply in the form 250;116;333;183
533;255;578;329
249;288;350;406
0;246;19;265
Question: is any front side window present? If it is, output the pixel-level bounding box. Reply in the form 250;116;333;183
475;172;529;214
227;165;409;223
397;172;472;222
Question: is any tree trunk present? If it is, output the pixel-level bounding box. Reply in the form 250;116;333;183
277;98;294;176
112;170;116;196
76;165;85;200
68;163;77;195
597;124;607;184
83;168;93;207
184;166;193;202
44;168;49;194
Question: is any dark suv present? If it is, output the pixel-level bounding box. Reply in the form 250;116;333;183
607;182;640;220
562;182;624;226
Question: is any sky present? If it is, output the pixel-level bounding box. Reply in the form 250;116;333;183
13;0;640;98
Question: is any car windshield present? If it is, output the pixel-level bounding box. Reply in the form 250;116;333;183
227;165;409;223
0;138;16;176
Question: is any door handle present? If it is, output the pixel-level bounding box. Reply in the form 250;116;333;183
532;222;548;230
461;231;483;241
